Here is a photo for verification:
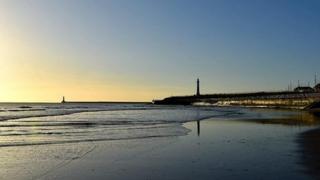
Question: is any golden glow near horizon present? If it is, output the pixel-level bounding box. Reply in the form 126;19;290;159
0;56;172;102
0;54;172;102
0;28;174;102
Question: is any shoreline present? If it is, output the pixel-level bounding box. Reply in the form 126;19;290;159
0;107;319;179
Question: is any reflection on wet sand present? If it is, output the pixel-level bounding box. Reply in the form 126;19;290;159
295;112;320;179
297;128;320;179
240;110;320;126
196;108;200;136
234;109;320;179
197;120;200;136
195;109;320;179
243;110;320;179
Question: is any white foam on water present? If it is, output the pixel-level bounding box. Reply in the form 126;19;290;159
0;103;241;147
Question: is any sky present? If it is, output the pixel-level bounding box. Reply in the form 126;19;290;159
1;0;320;102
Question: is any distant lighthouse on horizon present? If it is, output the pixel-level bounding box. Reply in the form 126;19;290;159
61;96;66;103
196;78;200;96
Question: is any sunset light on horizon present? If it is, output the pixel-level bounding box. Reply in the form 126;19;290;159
1;0;320;102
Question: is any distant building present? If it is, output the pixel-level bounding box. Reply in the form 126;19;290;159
294;86;315;93
314;84;320;92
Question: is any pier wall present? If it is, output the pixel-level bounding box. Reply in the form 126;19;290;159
198;93;320;109
215;98;316;109
156;92;320;109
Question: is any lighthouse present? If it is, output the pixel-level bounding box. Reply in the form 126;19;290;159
196;78;200;96
61;96;66;103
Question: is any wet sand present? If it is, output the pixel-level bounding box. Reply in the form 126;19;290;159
297;127;320;179
1;113;319;180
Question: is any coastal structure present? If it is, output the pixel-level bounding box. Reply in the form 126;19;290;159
294;86;315;93
61;96;66;103
196;78;200;96
315;84;320;92
153;79;320;110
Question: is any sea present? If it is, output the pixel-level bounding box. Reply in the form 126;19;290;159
0;103;246;147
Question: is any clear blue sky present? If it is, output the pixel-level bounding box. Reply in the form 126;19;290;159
1;0;320;101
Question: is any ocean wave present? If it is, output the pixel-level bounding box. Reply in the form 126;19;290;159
0;104;243;148
7;109;46;112
0;106;174;122
0;134;187;148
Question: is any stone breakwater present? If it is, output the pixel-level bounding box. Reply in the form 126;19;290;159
154;92;320;110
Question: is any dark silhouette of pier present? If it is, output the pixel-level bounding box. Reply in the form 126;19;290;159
153;79;320;110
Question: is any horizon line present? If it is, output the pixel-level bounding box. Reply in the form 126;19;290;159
0;100;151;104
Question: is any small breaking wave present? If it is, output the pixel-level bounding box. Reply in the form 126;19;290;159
0;103;243;147
0;133;187;148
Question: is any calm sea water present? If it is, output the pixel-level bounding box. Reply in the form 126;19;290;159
0;103;250;147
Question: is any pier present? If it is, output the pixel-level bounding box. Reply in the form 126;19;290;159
153;79;320;110
153;91;320;108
